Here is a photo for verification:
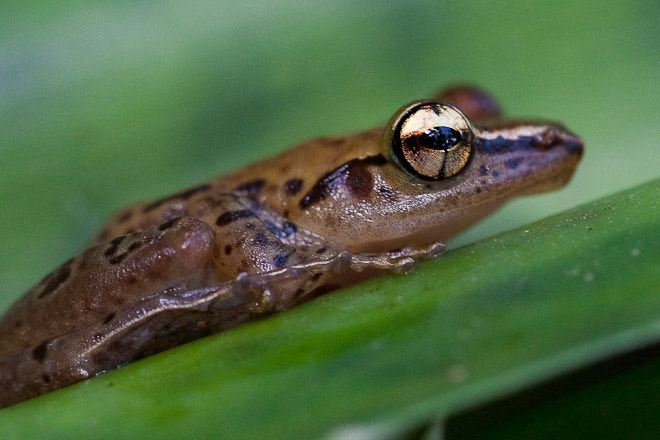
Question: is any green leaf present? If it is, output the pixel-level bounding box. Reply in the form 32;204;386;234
1;178;658;439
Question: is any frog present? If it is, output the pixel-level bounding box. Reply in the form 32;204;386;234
0;86;583;407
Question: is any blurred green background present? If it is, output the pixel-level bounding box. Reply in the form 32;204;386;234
0;0;658;309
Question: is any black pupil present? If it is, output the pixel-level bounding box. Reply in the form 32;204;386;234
418;126;461;151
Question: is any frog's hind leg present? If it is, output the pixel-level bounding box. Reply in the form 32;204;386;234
0;216;221;356
0;277;260;409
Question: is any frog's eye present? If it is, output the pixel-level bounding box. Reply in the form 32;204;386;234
385;101;473;180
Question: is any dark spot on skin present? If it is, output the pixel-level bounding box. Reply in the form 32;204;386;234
295;288;305;297
478;165;489;176
172;184;211;200
97;229;110;242
476;187;482;193
284;178;304;196
345;160;375;199
282;222;297;236
273;246;295;268
479;136;528;155
37;259;73;299
104;237;135;267
506;158;522;169
493;171;499;177
263;220;279;237
273;254;288;268
118;210;133;223
158;217;180;231
378;186;395;197
128;241;143;252
224;245;232;255
264;220;298;238
252;232;269;245
104;312;116;324
42;374;51;383
235;179;265;197
299;154;387;209
216;210;256;226
143;184;212;212
32;341;48;362
109;254;127;265
316;247;327;254
14;320;21;328
311;273;322;282
319;137;346;148
104;235;126;257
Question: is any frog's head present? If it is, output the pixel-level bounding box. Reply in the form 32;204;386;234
289;88;582;253
313;92;583;253
363;97;584;251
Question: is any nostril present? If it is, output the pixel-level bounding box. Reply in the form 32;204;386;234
530;128;584;156
530;129;562;150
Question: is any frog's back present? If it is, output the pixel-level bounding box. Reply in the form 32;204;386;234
94;128;383;244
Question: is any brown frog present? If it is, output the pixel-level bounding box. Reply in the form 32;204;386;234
0;86;584;407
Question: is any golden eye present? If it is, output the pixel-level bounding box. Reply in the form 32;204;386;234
384;100;473;180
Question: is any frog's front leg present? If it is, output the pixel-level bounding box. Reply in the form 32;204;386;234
344;242;445;274
214;241;446;303
192;193;445;308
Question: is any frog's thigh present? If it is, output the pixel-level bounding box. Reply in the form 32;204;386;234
0;216;217;355
104;216;217;284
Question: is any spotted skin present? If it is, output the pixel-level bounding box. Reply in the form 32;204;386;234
0;86;583;407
